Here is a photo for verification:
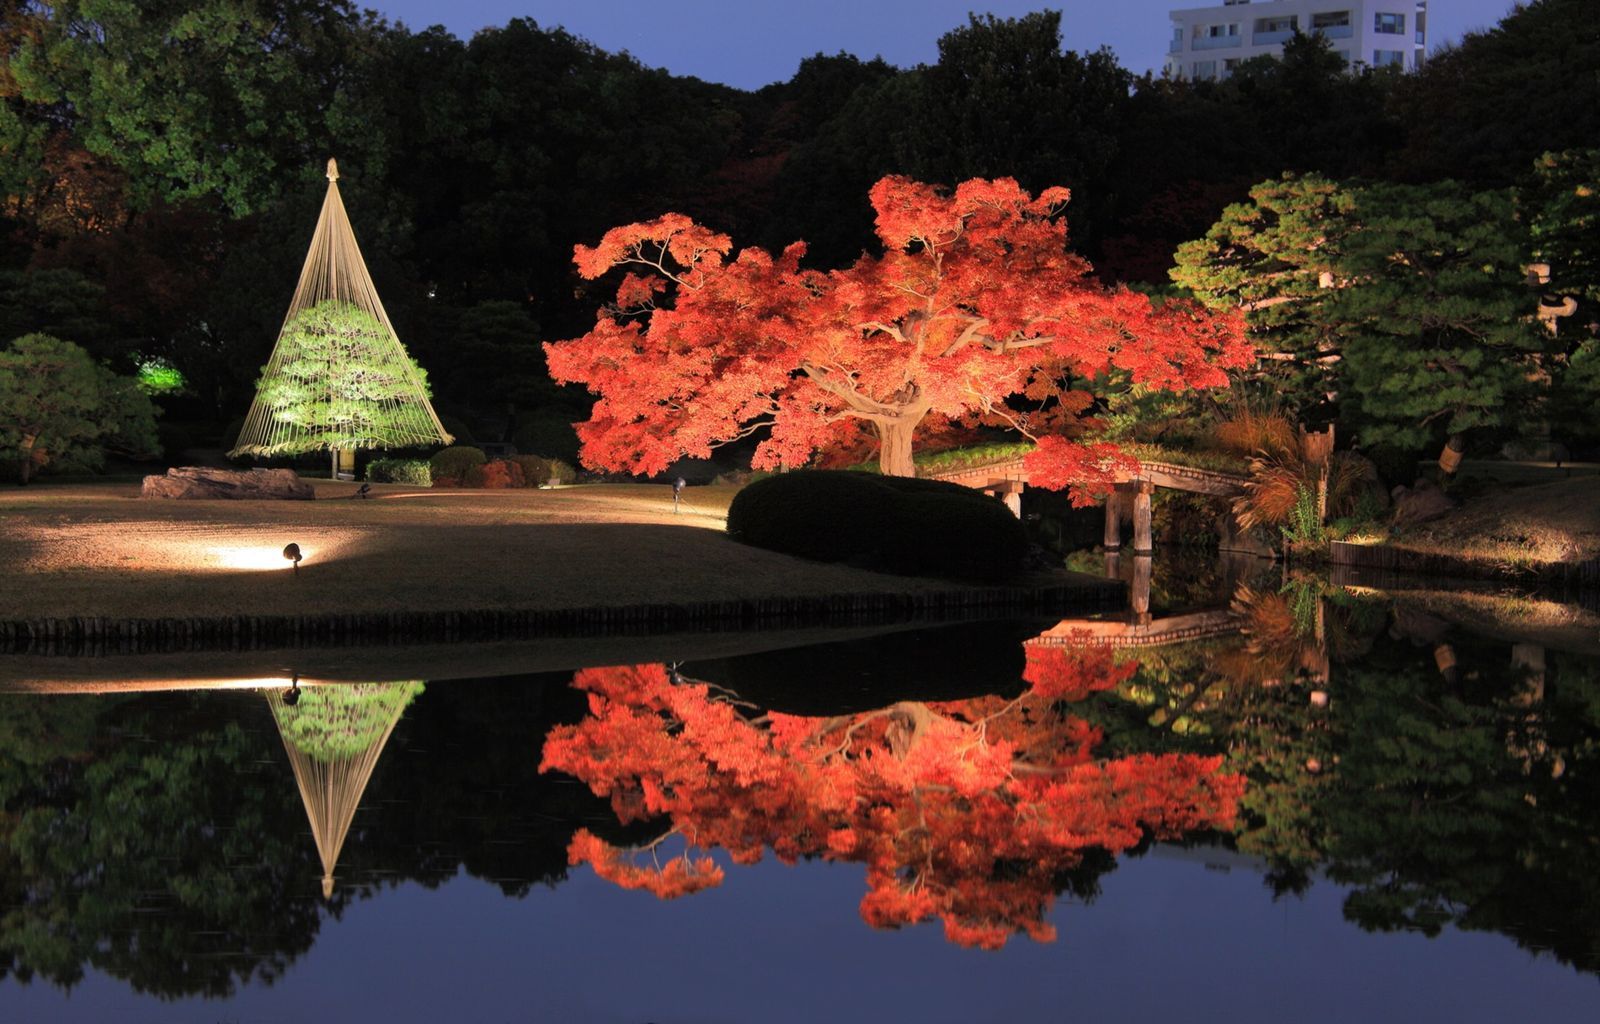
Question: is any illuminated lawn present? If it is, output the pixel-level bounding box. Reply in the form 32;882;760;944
0;480;1034;622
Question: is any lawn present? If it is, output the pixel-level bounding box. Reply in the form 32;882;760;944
1390;477;1600;569
0;479;1108;623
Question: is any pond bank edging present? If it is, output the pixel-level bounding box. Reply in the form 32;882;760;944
0;576;1125;656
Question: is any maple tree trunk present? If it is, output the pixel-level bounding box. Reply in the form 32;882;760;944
877;419;917;477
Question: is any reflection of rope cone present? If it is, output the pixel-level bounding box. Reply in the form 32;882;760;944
269;681;423;900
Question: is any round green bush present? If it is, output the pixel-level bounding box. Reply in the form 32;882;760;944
726;470;1027;580
366;457;432;486
429;445;486;482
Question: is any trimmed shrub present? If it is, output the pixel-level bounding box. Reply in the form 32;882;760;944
509;453;579;487
880;491;1030;579
544;457;576;485
465;458;525;489
429;445;485;484
367;457;431;486
726;470;1027;580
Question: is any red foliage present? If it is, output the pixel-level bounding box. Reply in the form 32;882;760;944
546;176;1251;485
541;655;1244;949
1023;645;1137;701
471;459;526;489
1022;436;1143;507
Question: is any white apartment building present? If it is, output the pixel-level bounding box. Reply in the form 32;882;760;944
1165;0;1428;80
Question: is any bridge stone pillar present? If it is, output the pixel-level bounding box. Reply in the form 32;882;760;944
1001;485;1022;518
1103;490;1122;550
1132;482;1154;555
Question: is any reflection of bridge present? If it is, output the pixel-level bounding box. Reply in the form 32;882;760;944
1028;549;1265;649
929;456;1249;555
1029;608;1241;648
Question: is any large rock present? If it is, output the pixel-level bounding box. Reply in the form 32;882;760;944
141;466;315;501
1390;479;1455;527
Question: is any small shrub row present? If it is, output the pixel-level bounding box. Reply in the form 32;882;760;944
427;445;577;488
726;470;1027;581
366;457;432;486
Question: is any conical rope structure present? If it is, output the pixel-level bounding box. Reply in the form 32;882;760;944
230;159;450;461
268;681;425;900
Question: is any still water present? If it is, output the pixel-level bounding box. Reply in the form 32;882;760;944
0;557;1596;1022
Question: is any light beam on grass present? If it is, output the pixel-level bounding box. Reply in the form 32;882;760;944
207;544;319;572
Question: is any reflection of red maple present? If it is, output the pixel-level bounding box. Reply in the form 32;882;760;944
540;648;1244;949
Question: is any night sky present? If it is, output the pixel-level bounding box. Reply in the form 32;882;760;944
371;0;1521;89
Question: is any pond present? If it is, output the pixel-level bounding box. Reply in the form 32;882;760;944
0;554;1596;1022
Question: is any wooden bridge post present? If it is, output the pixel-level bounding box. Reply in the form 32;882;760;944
1132;482;1154;555
1131;555;1153;624
1103;490;1123;550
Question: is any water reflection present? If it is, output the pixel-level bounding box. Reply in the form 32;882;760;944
268;681;424;899
541;654;1242;949
0;578;1596;1004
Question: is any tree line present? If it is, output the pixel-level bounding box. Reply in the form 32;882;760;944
1;0;1596;477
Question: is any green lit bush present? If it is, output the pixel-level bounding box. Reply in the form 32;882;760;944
726;470;1027;580
428;445;485;484
366;457;431;486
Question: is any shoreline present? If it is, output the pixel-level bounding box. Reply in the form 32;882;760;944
0;576;1123;656
0;480;1123;655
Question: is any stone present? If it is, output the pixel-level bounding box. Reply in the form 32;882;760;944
141;466;315;501
1390;479;1455;527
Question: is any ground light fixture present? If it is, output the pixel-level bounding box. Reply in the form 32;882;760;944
283;543;304;572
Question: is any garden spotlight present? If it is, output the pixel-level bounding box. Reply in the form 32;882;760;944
283;543;303;571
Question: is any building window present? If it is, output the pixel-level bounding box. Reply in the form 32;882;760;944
1373;49;1404;67
1414;47;1425;67
1193;59;1218;80
1254;15;1297;33
1201;23;1240;38
1312;11;1351;29
1222;58;1240;79
1375;12;1405;33
1334;49;1351;66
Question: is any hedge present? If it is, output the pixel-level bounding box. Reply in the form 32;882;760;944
726;470;1027;580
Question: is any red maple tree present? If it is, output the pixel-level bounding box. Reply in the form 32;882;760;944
539;647;1245;949
545;176;1250;498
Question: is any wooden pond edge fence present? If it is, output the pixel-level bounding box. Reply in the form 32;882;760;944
0;577;1126;657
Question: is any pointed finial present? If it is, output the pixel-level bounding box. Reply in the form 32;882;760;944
326;158;339;182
